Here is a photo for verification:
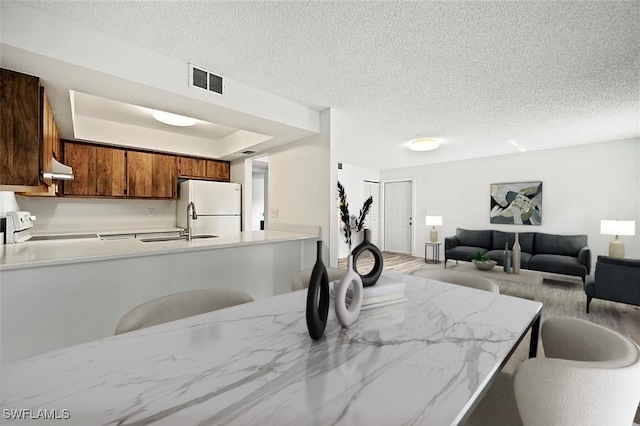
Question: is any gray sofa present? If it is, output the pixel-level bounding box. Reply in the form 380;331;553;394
585;256;640;313
445;228;591;282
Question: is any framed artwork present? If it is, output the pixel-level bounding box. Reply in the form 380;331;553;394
490;181;542;225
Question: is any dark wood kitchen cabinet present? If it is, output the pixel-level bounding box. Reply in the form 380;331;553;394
178;156;230;182
63;142;126;197
177;156;207;179
127;151;176;198
205;159;230;181
0;68;59;192
60;142;230;200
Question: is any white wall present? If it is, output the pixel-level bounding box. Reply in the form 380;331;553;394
16;196;176;232
268;109;331;261
381;139;640;264
336;164;381;258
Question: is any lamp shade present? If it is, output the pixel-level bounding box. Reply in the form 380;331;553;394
600;220;635;236
425;216;443;226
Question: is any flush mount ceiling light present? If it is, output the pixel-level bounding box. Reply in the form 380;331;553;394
151;110;198;127
408;138;440;152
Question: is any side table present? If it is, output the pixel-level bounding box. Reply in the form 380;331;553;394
424;242;442;264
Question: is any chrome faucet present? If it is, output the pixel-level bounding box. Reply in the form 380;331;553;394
185;201;198;241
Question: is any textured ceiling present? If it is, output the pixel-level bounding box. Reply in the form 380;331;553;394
21;1;640;169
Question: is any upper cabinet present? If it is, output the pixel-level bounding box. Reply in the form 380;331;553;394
63;142;178;199
63;142;126;197
0;69;43;191
178;156;206;179
127;151;176;199
205;159;230;181
0;68;61;194
61;142;230;200
178;156;230;181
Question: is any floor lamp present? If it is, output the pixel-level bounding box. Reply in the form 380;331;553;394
600;219;635;258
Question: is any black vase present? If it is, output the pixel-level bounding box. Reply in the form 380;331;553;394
351;229;384;287
306;240;330;340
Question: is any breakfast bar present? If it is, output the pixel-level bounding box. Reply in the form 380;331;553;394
0;230;318;363
0;271;542;425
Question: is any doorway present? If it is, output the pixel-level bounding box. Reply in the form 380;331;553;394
251;156;269;231
384;180;413;254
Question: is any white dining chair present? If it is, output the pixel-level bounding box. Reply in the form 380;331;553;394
291;267;346;291
466;316;640;426
114;288;254;334
410;268;500;293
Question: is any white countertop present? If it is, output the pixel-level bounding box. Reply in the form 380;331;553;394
29;225;183;237
0;230;318;271
0;271;542;425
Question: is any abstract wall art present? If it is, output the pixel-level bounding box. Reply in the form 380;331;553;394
490;181;542;225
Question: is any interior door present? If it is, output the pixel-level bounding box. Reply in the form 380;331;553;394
384;180;413;254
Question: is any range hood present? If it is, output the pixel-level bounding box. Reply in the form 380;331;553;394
42;158;74;180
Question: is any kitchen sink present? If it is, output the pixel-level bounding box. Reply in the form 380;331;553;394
29;233;99;241
139;234;218;242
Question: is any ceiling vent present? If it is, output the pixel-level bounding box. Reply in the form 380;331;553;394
189;63;223;95
242;150;256;155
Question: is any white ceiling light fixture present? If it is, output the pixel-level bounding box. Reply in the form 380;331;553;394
408;138;440;152
151;110;198;127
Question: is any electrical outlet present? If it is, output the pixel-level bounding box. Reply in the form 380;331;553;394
270;209;279;218
148;208;155;217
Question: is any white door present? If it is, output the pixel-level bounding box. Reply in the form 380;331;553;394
384;180;413;254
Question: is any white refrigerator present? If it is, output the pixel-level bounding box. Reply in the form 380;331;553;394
177;180;241;234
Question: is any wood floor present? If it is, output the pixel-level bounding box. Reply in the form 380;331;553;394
338;251;427;274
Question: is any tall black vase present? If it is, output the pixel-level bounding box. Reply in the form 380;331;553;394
306;240;330;340
351;229;384;287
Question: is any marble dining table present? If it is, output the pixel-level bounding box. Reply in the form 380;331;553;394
0;271;542;425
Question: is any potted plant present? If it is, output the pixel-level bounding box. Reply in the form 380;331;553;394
471;251;497;271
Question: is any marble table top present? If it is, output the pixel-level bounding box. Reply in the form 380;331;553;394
0;271;542;425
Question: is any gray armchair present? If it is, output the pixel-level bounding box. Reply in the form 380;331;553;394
410;269;500;293
585;255;640;313
466;316;640;426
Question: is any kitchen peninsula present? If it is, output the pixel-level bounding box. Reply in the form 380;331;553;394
0;229;318;363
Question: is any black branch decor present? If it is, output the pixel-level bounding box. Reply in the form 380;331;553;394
337;181;374;250
338;181;352;249
355;196;373;232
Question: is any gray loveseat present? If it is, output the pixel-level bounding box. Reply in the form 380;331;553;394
445;228;591;282
585;256;640;313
